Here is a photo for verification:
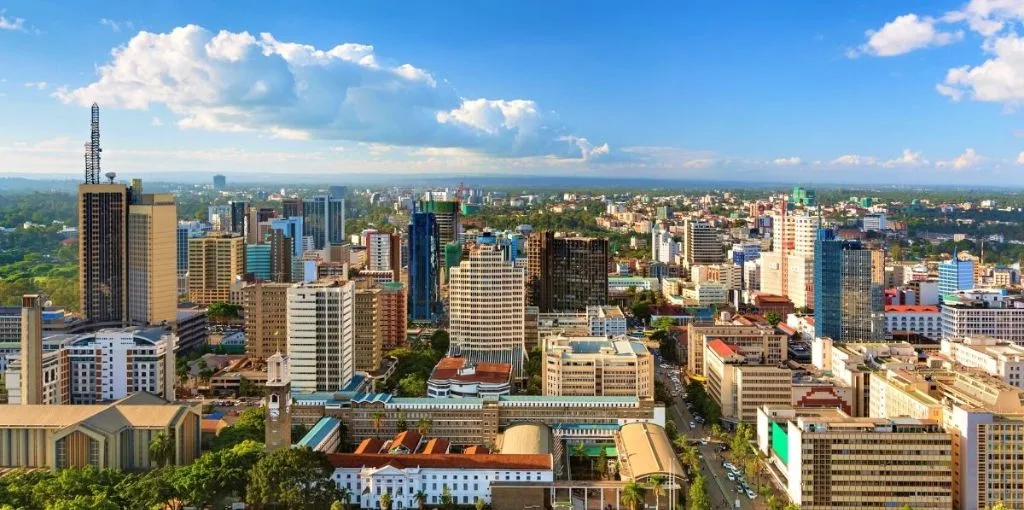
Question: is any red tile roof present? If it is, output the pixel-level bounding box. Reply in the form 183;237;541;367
463;445;491;455
420;437;450;455
328;453;552;470
429;357;512;385
885;305;939;313
754;293;792;304
390;430;422;452
707;339;738;358
776;324;797;336
354;438;384;454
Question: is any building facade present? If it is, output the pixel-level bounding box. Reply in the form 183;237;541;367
884;304;941;339
127;191;177;326
187;233;245;305
303;195;345;250
940;290;1024;343
542;336;654;399
939;257;975;296
526;232;609;312
813;229;884;341
408;211;440;321
704;340;791;423
687;323;787;377
287;280;356;393
242;282;291;361
427;357;513;398
79;182;130;327
683;218;723;268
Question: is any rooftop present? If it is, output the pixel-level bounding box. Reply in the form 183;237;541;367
885;305;940;313
296;417;341;448
428;357;512;385
328;453;552;471
707;338;739;358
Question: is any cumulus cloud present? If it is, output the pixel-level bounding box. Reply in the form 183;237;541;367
937;148;982;169
772;156;801;166
937;33;1024;107
944;0;1024;37
150;117;163;127
54;24;608;160
882;149;928;167
1018;151;1024;165
831;154;877;166
850;14;963;57
99;18;133;32
0;10;25;31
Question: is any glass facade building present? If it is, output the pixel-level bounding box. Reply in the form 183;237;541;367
408;211;440;321
938;257;974;296
302;196;345;250
814;229;884;341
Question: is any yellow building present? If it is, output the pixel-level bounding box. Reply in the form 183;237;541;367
353;285;383;373
242;282;291;362
542;335;654;399
705;339;791;423
187;233;245;305
128;191;178;325
0;393;200;469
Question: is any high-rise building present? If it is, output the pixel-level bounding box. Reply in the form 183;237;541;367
791;186;816;206
229;200;248;235
760;208;819;309
213;174;226;189
683;218;723;268
366;231;400;273
269;216;306;258
176;226;190;295
418;200;460;248
242;282;290;361
378;282;407;352
246;244;272;281
79;178;130;327
353;285;383;373
208;204;232;232
526;232;608;312
303;196;345;250
127;191;177;326
940;290;1024;343
187;233;245;305
408;212;440;321
287;279;355;393
939;257;975;296
448;244;527;378
705;340;791;423
814;229;884;341
651;224;680;264
19;295;43;405
267;230;293;283
328;185;348;199
281;198;302;219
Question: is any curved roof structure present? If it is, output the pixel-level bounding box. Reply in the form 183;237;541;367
498;423;552;455
617;422;685;482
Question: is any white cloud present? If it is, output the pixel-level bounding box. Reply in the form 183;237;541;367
1017;151;1024;165
99;18;133;32
882;149;928;167
851;14;963;57
945;0;1024;37
937;33;1024;107
55;24;607;160
773;156;801;166
23;81;47;90
831;154;877;166
937;148;982;169
0;10;25;31
150;117;163;126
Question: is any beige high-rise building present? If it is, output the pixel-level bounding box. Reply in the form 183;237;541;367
187;233;244;305
757;405;952;510
19;295;43;406
128;191;178;325
683;218;723;268
687;322;787;376
242;282;290;362
353;285;383;373
287;279;355;394
760;209;818;309
705;339;791;423
79;182;129;326
448;244;527;378
542;335;653;399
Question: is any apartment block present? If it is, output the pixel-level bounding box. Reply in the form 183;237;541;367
242;282;290;361
287;279;356;393
940;336;1024;389
353;285;383;373
187;233;245;305
687;322;787;377
542;335;653;399
378;282;407;352
705;340;791;423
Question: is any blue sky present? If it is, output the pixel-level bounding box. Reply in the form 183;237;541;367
0;0;1022;184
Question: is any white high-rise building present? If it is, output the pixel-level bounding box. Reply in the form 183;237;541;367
651;224;679;265
287;279;356;393
366;231;396;272
448;244;527;378
760;211;818;308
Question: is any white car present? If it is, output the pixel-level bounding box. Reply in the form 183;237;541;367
689;422;696;429
746;489;757;500
699;438;708;445
723;462;736;471
727;472;735;482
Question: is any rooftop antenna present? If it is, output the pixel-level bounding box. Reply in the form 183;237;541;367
84;103;102;184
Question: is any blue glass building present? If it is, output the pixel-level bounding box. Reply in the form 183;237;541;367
408;211;440;321
269;216;305;258
814;228;883;341
938;257;974;296
246;244;272;281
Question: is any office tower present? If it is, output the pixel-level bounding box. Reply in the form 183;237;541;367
791;185;816;206
269;216;306;258
408;211;440;321
379;282;407;351
242;282;290;361
939;257;975;295
287;279;355;393
353;285;382;373
267;230;293;283
814;229;884;341
302;195;345;250
542;335;653;398
229;200;248;235
208;204;232;231
527;231;608;312
281;198;302;218
246;244;272;280
683;218;723;268
177;226;189;295
79;181;129;326
418;199;460;248
246;207;275;244
127;190;177;326
443;242;462;280
448;244;527;378
19;295;43;405
213;174;226;189
760;207;818;309
328;185;347;199
366;231;400;273
265;352;292;453
187;233;245;305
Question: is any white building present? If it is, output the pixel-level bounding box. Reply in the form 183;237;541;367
862;213;887;232
683;219;723;267
448;244;527;378
941;290;1024;344
651;225;680;265
287;279;356;393
366;231;396;272
586;305;627;337
426;357;512;398
884;305;941;339
941;336;1024;388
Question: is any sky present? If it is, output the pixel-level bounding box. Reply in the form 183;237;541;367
0;0;1022;185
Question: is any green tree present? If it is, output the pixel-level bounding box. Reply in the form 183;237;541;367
417;417;432;436
398;373;427;396
149;431;175;467
396;413;408;432
331;500;345;510
380;492;393;510
430;329;450;354
474;497;486;510
647;476;665;510
764;311;782;326
653;316;675;330
440;485;455;510
687;474;712;510
212;406;266;450
337;487;352;510
414;490;428;510
31;466;127;510
619;480;644;510
246;447;341;510
597;447;609;479
665;419;678;441
677;444;700;474
46;495;120;510
632;302;651;323
116;467;182;510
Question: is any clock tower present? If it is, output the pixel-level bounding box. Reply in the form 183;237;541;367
265;352;292;452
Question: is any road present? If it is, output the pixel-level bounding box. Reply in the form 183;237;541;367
657;366;755;510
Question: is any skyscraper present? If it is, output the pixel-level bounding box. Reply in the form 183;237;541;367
448;244;527;378
243;282;290;361
683;218;724;268
127;190;178;325
269;216;306;258
939;257;975;296
246;244;272;280
79;162;130;327
302;195;345;250
229;200;248;235
212;174;226;190
366;231;400;273
267;229;293;283
287;279;355;393
527;231;609;312
353;284;383;373
419;199;460;247
281;198;302;219
20;295;43;405
408;211;440;321
814;229;884;341
187;233;245;305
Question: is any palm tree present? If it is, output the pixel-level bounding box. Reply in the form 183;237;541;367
372;411;385;439
647;476;665;510
474;498;486;510
414;490;428;510
338;488;352;510
678;444;700;474
620;480;644;510
417;417;432;436
380;492;393;510
148;431;174;467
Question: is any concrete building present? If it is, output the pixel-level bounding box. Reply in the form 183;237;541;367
687;322;787;377
683;218;723;268
705;340;791;424
353;285;383;374
756;405;952;510
0;393;200;469
79;182;130;327
586;306;627;337
127;191;177;326
542;335;654;399
19;295;43;405
378;282;407;352
427;357;513;398
939;257;975;296
366;231;400;273
287;279;356;394
941;290;1024;343
536;306;627;339
187;233;245;305
242;282;290;361
448;244;527;378
861;212;887;232
884;304;941;339
527;232;609;312
245;244;272;281
941;336;1024;388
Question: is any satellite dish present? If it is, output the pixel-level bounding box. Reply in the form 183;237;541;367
104;171;116;183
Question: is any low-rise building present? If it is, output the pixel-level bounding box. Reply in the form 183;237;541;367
941;290;1024;343
542;335;653;399
941;336;1024;388
427;357;512;398
885;304;941;339
704;340;791;424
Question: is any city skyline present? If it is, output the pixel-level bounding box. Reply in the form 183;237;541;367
1;0;1023;184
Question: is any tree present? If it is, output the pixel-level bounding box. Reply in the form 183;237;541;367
149;431;175;467
764;311;782;326
440;485;455;510
173;440;264;507
783;504;800;510
597;447;609;479
414;490;428;510
396;413;408;432
430;329;450;354
619;480;644;510
331;501;345;510
687;474;712;510
117;467;182;510
678;444;700;474
653;316;675;330
212;407;265;451
647;476;665;510
398;373;427;397
665;419;678;441
372;411;385;439
474;497;486;510
417;417;432;436
380;492;393;510
632;302;651;323
246;446;341;510
710;424;724;443
337;488;352;510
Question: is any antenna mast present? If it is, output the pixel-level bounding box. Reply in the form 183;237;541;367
84;103;101;184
